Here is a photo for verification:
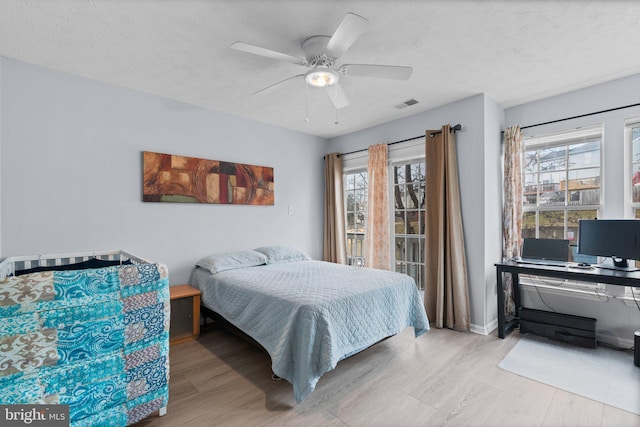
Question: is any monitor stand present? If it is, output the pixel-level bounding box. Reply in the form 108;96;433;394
596;257;640;272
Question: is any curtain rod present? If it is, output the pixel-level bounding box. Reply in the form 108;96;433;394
335;123;463;158
506;102;640;133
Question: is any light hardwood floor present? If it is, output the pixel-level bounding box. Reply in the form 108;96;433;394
134;324;639;427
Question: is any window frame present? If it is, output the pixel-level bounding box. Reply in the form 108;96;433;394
341;140;426;290
626;118;640;216
522;125;603;250
390;157;426;290
625;117;640;295
343;168;368;267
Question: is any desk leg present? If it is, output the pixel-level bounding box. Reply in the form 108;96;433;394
497;266;506;338
513;273;521;319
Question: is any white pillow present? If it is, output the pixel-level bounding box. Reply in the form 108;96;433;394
253;246;311;264
196;250;267;274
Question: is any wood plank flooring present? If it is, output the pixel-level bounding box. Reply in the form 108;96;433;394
133;324;640;427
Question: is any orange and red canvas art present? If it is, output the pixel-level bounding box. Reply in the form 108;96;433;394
143;151;274;205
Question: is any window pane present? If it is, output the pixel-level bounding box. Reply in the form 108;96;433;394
395;261;406;274
539;171;565;206
395;211;406;234
538;210;565;239
406;183;420;209
522;212;536;238
569;141;600;168
394;184;406;209
393;166;405;185
524;151;538;174
355;173;367;189
524;173;538;205
567;168;600;206
407;237;420;262
346;174;355;188
539;146;567;171
633;163;640;203
395;237;405;260
347;212;355;230
406;211;419;234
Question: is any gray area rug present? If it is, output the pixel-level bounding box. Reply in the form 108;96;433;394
499;334;640;415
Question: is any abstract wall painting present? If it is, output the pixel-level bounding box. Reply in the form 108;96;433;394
143;151;274;205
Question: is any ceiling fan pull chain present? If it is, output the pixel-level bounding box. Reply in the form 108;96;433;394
334;84;339;125
305;81;310;123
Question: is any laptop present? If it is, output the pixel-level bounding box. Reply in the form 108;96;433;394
515;238;569;267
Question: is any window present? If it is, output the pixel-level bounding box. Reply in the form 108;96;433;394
342;141;426;290
523;126;602;257
628;119;640;211
393;161;426;290
627;118;640;280
344;170;367;266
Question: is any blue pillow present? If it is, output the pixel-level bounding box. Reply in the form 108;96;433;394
253;246;311;264
196;250;267;274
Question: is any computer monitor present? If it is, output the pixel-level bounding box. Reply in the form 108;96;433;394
578;219;640;270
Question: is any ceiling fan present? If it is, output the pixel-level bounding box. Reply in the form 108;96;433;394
231;12;413;109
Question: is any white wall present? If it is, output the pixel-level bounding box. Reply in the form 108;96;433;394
483;96;505;333
505;73;640;347
328;94;496;333
0;58;328;284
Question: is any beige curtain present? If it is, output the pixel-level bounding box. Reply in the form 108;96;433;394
365;144;390;270
424;125;471;331
323;153;347;264
502;126;524;314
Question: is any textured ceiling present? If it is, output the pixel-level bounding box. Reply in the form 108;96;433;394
1;1;639;139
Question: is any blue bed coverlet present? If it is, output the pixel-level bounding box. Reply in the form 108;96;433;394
191;260;429;402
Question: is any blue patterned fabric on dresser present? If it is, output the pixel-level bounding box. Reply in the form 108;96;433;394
0;262;170;426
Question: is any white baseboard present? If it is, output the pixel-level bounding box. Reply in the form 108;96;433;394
470;318;498;336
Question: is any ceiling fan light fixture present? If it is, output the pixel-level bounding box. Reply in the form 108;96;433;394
305;68;338;87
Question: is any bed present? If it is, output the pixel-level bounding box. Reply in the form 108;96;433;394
190;246;429;402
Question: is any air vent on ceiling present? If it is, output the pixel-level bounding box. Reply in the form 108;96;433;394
395;98;419;109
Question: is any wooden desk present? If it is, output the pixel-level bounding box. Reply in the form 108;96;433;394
496;261;640;338
169;284;201;345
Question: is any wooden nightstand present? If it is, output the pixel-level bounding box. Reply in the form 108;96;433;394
169;284;201;345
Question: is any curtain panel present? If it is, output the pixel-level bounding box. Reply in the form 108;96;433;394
323;153;347;264
424;125;471;331
502;125;524;315
365;144;390;270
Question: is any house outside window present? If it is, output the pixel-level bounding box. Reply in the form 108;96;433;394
522;125;602;259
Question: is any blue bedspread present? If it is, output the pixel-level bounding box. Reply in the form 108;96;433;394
191;260;429;402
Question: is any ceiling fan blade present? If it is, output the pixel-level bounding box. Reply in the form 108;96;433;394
325;82;350;109
253;74;304;96
325;13;368;59
231;42;305;65
341;64;413;80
